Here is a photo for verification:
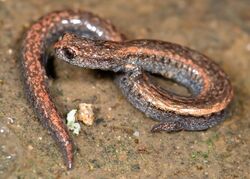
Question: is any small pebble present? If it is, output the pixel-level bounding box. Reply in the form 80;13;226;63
7;117;15;124
66;109;80;135
133;131;140;137
76;103;95;126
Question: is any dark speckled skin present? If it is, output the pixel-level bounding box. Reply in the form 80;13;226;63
54;34;234;132
21;9;233;170
21;10;124;169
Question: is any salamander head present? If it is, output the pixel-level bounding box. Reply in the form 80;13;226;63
54;33;105;68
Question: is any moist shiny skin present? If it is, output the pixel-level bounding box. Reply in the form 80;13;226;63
54;34;233;132
21;10;124;169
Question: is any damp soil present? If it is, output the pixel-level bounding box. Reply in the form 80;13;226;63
0;0;250;178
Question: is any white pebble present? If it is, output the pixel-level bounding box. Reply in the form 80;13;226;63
133;131;140;137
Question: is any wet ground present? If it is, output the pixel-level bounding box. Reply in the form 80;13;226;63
0;0;250;178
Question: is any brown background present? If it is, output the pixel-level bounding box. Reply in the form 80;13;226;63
0;0;249;178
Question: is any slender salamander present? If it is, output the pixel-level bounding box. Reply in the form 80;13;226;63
21;10;124;169
21;10;233;169
54;34;233;132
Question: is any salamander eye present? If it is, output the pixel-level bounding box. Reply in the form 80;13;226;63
62;47;75;60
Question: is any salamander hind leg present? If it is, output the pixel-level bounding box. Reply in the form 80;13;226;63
151;121;183;132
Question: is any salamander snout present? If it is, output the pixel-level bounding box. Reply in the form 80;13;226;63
54;33;121;69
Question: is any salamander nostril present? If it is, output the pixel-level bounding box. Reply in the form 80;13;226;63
62;47;75;59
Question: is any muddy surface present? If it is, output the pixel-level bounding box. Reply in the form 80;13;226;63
0;0;249;178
